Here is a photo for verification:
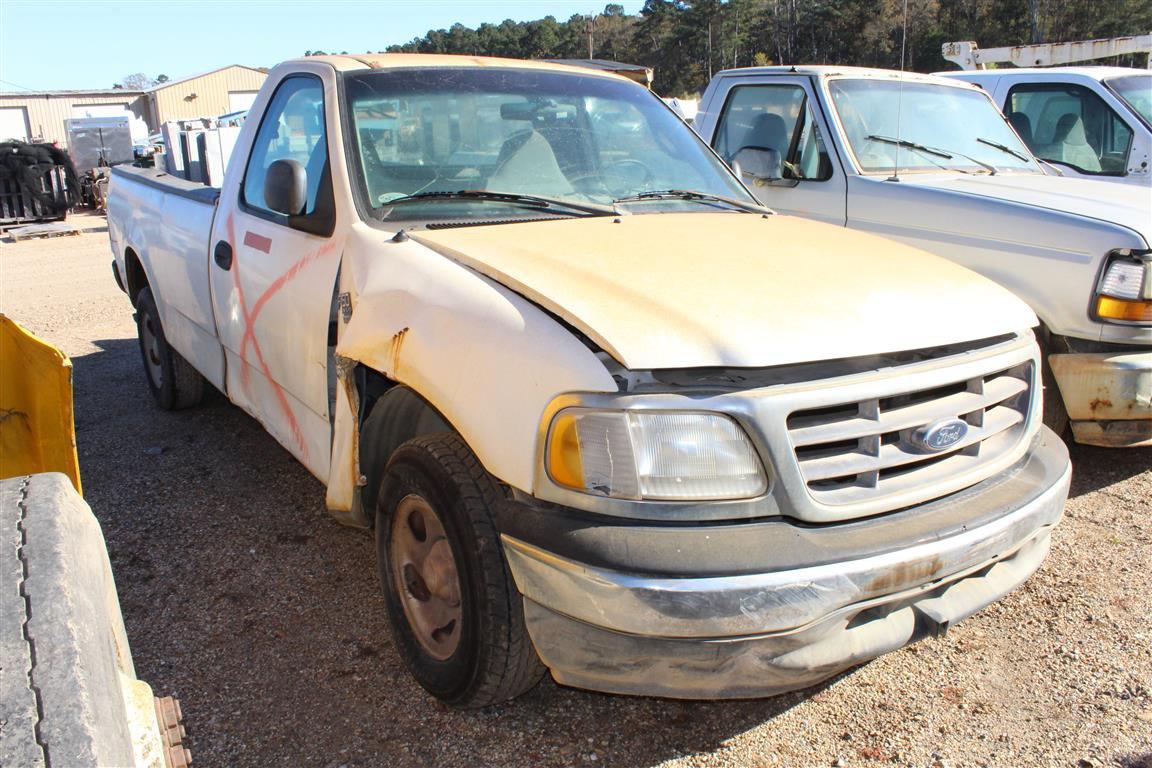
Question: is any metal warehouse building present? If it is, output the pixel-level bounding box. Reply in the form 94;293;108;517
0;89;148;144
0;65;267;146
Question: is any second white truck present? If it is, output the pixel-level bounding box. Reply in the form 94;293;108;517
940;66;1151;186
695;65;1152;448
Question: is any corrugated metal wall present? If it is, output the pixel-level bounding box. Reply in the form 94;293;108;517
150;67;267;125
0;93;148;145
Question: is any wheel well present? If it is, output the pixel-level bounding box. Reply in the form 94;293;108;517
357;369;452;524
124;248;148;306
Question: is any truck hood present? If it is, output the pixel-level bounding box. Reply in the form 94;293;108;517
896;174;1151;245
411;213;1036;370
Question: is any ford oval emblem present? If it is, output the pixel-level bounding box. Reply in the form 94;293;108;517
911;418;969;453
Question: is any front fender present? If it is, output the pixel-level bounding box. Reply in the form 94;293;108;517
326;224;617;513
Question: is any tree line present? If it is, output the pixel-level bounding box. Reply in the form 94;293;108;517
369;0;1151;96
112;73;170;90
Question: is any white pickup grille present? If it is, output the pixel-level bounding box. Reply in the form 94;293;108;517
787;362;1033;506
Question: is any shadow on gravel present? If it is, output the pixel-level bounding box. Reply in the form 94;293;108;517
1067;441;1152;499
59;340;975;766
459;672;846;768
1117;754;1152;768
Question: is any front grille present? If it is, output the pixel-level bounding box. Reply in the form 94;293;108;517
787;362;1033;506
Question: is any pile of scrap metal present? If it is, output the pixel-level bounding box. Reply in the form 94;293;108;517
0;316;191;768
64;117;136;211
0;141;79;226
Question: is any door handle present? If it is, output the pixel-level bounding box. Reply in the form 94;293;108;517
214;241;233;270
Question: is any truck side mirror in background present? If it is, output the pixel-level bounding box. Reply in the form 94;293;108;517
731;146;783;183
264;158;307;216
731;147;802;189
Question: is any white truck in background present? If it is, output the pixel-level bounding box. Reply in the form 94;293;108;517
694;65;1152;447
942;67;1150;185
937;36;1151;185
109;53;1071;708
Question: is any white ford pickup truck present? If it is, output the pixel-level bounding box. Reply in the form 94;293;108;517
695;66;1152;447
109;54;1070;706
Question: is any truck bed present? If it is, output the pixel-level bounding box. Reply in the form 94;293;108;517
107;163;223;392
110;165;220;206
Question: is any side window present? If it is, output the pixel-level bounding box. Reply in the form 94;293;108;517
242;76;328;215
713;84;832;181
1007;84;1133;175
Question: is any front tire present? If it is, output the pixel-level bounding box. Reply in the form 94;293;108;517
135;287;204;410
376;433;545;708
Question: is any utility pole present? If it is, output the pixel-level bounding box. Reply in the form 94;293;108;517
708;20;713;80
585;14;596;59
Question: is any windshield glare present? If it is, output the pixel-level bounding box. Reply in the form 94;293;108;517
828;79;1040;174
1107;74;1152;126
344;68;754;222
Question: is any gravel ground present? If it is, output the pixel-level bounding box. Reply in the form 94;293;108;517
2;227;1150;768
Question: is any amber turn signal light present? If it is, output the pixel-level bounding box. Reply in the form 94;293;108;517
546;411;585;489
1096;295;1152;322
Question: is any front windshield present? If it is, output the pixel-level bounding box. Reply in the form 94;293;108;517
827;79;1040;175
1107;74;1152;127
343;67;755;223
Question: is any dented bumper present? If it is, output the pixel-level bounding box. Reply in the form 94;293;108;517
501;429;1070;699
1050;349;1152;447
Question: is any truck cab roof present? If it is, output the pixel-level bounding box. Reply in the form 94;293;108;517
712;65;981;89
937;66;1144;81
279;53;626;80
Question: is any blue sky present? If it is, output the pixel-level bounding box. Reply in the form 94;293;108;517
0;0;645;91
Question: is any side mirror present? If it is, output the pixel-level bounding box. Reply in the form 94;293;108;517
264;158;307;216
731;146;783;182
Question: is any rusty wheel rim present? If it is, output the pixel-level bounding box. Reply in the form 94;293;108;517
390;494;462;661
141;313;164;388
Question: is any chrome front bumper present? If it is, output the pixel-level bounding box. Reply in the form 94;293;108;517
1050;350;1152;447
503;429;1070;699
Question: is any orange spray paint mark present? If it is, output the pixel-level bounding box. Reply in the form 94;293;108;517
224;217;344;458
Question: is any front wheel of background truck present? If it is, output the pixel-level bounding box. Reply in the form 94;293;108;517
376;432;545;708
1038;334;1070;439
134;287;204;410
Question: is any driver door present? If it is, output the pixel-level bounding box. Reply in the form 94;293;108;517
708;77;847;226
209;72;342;480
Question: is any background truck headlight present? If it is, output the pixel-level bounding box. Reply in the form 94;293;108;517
1095;252;1152;323
546;409;768;500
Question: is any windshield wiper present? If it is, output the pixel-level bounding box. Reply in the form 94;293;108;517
867;135;952;160
376;190;618;219
612;189;769;214
976;137;1031;163
866;134;999;175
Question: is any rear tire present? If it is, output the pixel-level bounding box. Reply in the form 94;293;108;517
376;433;545;708
135;287;204;410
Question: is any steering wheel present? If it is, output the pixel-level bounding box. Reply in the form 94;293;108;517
600;158;654;197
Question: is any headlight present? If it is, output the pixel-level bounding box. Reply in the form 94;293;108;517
1096;253;1152;323
546;409;767;501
